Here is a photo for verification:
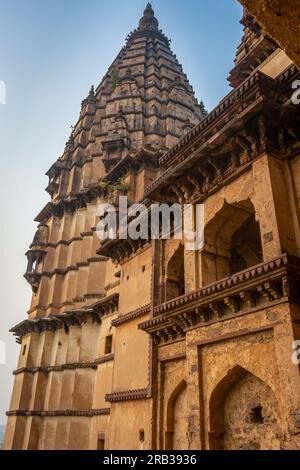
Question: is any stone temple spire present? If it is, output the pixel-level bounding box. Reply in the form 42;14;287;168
138;2;159;31
39;2;205;205
228;6;277;87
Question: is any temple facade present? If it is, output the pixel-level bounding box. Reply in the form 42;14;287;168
4;5;300;450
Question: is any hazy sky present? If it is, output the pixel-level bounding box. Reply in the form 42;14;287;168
0;0;242;425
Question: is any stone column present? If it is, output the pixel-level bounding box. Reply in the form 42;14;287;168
183;204;201;293
252;154;298;260
4;332;40;449
186;335;203;450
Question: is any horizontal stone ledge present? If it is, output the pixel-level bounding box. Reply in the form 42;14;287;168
111;304;151;327
31;258;107;280
27;293;106;316
95;354;115;365
97;237;151;264
6;409;110;418
138;254;300;344
46;236;83;248
34;186;106;223
151;254;299;318
158;65;298;169
10;293;119;341
13;362;99;376
105;281;121;292
105;388;150;403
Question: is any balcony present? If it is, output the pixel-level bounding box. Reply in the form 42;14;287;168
139;254;300;345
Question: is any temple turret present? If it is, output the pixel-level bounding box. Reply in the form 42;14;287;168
40;4;204;205
228;7;277;87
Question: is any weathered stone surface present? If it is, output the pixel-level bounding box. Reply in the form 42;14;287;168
5;4;300;451
239;1;300;69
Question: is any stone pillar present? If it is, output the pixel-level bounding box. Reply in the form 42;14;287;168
183;204;201;293
40;329;68;449
272;304;300;449
4;332;40;449
53;326;81;449
186;338;202;450
252;154;298;260
23;331;54;449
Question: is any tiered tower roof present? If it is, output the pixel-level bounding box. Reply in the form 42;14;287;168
45;4;205;203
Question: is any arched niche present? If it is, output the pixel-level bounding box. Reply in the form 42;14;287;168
209;365;283;450
165;380;188;450
201;199;263;285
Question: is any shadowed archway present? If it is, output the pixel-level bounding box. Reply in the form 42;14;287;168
165;380;188;450
209;365;283;450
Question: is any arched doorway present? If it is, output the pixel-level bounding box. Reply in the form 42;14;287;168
202;199;263;284
209;366;283;450
165;244;185;301
165;380;188;450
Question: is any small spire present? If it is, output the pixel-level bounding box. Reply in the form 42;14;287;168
81;85;95;107
139;2;159;31
89;85;95;97
240;6;260;33
145;3;154;15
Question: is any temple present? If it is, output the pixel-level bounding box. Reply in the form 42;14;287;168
4;4;300;450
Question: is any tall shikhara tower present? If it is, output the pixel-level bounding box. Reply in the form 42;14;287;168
5;5;204;450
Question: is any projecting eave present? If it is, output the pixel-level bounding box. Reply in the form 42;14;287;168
34;202;53;223
144;65;300;204
102;148;160;184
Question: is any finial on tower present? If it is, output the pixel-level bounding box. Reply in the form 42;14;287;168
89;85;95;98
240;6;260;33
145;3;154;14
139;2;159;31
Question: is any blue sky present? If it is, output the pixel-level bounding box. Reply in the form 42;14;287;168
0;0;243;425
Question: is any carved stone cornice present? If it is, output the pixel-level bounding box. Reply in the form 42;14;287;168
81;231;93;237
139;254;300;345
27;257;107;283
87;256;107;263
105;387;150;403
111;304;151;327
10;294;119;342
46;160;64;179
228;33;277;88
105;280;121;292
47;236;83;248
103;148;160;184
83;293;104;300
95;354;115;365
6;409;110;418
35;184;106;224
126;27;170;47
145;66;300;204
90;293;119;316
97;238;150;265
13;362;99;376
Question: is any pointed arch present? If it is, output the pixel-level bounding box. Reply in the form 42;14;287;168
209;365;248;449
209;365;281;450
202;199;263;284
165;243;185;301
165;380;187;450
